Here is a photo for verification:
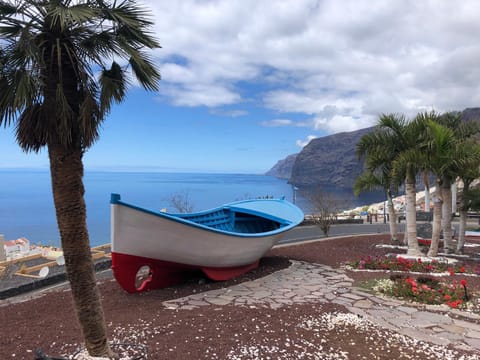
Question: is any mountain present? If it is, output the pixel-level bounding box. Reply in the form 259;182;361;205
266;108;480;191
265;153;298;179
289;127;373;189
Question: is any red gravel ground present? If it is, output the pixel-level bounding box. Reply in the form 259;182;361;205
2;234;480;359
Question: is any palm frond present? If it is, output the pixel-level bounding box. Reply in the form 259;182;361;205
129;52;160;91
99;61;129;114
353;172;384;196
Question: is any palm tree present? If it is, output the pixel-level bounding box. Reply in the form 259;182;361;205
355;128;399;244
435;112;480;252
0;0;160;357
354;171;399;243
417;116;456;257
457;149;480;254
358;114;423;256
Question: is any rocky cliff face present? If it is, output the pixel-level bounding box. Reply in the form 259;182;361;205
267;108;480;191
289;127;373;189
265;153;298;179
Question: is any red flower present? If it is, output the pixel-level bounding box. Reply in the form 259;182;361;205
444;294;452;301
460;279;467;287
447;299;462;308
448;267;455;276
459;266;466;273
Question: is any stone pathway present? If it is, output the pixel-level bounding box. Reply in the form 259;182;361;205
163;260;480;353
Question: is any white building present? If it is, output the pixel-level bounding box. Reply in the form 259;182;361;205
4;237;30;259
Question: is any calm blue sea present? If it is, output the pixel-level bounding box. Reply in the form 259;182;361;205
0;169;383;247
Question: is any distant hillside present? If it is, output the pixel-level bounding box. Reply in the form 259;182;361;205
289;127;373;189
266;107;480;191
265;153;298;179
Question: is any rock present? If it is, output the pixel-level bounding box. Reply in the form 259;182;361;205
265;153;298;179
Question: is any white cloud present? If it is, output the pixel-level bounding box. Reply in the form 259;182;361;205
296;135;317;148
146;0;480;133
260;119;294;127
209;109;248;117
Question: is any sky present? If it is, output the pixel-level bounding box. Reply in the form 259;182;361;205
2;0;480;173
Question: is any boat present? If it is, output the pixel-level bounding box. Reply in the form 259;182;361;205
110;193;304;293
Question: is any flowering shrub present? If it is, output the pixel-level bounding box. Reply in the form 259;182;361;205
373;275;469;309
349;256;468;274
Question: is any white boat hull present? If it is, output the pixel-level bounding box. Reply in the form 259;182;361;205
111;204;288;268
110;194;304;293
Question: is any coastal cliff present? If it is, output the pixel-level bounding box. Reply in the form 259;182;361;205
289;127;373;189
265;153;298;179
266;108;480;191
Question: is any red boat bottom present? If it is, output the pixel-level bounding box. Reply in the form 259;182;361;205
111;252;259;293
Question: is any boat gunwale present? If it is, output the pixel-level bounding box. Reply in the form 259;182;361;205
110;194;304;238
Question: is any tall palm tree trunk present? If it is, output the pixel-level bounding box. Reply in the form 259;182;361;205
457;209;467;254
423;171;431;213
48;143;113;357
386;191;399;243
427;182;443;257
405;176;422;256
442;180;454;253
457;179;472;254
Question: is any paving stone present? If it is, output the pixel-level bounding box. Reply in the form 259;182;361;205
396;306;418;315
466;330;480;339
205;297;232;306
324;293;337;301
434;331;465;342
330;282;353;288
346;306;367;317
341;293;364;300
398;328;449;346
411;311;453;325
450;319;480;333
463;336;480;349
350;289;373;298
353;299;373;309
438;323;467;335
251;290;272;299
188;300;210;306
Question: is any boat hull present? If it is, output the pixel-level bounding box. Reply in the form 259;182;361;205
110;195;303;293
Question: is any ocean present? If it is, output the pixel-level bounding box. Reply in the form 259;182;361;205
0;169;384;247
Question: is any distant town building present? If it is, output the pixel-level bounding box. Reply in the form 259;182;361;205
4;237;30;259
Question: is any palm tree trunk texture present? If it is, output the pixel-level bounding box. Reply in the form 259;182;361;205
457;179;472;254
427;191;443;257
386;193;399;244
48;144;113;357
424;186;431;212
442;181;454;253
457;209;467;254
405;176;422;256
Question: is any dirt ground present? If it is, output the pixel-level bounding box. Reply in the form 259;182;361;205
2;234;480;359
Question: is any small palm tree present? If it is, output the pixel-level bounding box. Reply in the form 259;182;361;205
435;112;480;252
418;115;457;257
0;0;160;356
356;125;399;244
358;113;423;256
457;146;480;254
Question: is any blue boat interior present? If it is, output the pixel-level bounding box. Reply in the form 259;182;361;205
177;209;282;234
111;193;304;236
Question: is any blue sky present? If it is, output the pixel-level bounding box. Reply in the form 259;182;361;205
2;0;480;173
